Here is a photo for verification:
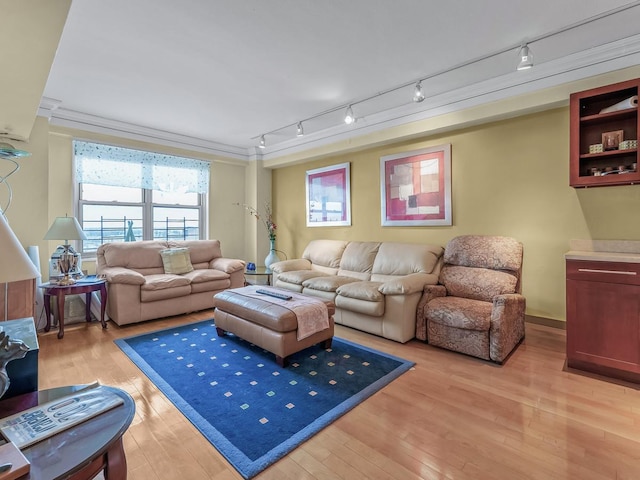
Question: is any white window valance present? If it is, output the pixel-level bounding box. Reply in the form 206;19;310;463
74;141;210;194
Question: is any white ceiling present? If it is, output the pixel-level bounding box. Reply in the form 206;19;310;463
41;0;640;160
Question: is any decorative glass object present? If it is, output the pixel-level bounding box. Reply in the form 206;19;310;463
264;238;281;270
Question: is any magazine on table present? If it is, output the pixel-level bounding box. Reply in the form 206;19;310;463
0;382;124;449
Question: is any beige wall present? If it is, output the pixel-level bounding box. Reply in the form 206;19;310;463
5;121;249;281
272;106;640;323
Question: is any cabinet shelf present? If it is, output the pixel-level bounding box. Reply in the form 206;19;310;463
579;148;637;159
580;107;637;124
570;78;640;188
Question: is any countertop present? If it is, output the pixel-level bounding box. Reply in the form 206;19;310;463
565;239;640;263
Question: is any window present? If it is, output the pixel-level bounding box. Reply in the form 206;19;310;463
74;141;210;254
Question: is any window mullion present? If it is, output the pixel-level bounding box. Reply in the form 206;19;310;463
143;188;154;240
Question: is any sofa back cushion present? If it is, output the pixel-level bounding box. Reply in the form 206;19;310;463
99;240;167;274
442;235;523;294
97;239;223;275
337;242;380;280
302;239;349;276
439;265;518;302
169;240;222;268
444;235;522;273
371;242;444;282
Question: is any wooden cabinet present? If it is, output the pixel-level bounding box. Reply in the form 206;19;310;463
570;78;640;187
0;279;36;321
566;259;640;382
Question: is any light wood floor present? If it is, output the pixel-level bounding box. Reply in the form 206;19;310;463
36;313;640;480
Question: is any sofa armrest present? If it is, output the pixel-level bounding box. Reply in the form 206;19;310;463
210;257;246;274
270;258;312;274
378;273;439;295
99;267;146;285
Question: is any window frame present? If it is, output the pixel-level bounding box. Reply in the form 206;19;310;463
74;152;208;258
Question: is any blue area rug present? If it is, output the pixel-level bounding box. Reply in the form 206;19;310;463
115;319;414;479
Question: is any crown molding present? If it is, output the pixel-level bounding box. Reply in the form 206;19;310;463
41;105;248;160
38;34;640;163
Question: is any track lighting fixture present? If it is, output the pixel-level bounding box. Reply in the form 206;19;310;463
516;44;534;70
256;3;634;149
344;105;355;125
413;81;425;103
258;135;266;149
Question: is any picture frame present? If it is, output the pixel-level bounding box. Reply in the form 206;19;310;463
602;129;624;151
306;162;351;227
380;144;452;226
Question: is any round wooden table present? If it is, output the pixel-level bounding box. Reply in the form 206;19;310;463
0;384;135;480
40;278;108;339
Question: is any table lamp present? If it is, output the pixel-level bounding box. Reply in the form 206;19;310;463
43;215;87;285
0;213;40;321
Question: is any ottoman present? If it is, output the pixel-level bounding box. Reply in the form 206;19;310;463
213;286;335;366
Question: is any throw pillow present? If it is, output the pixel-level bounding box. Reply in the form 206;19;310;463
160;248;194;275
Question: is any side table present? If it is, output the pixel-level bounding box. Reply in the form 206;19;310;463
0;384;135;480
244;267;273;286
39;278;107;339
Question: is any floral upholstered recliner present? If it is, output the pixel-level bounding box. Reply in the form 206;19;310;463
416;235;525;364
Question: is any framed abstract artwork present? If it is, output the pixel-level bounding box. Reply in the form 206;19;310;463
380;144;452;226
306;162;351;227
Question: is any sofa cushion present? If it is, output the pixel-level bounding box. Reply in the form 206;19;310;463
336;281;385;316
142;274;191;291
302;275;359;292
336;281;384;302
278;270;329;285
141;285;192;302
440;265;517;302
426;296;492;331
182;269;229;284
183;269;231;293
160;248;194;274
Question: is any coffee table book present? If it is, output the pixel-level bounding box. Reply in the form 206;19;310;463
0;441;30;479
0;382;123;449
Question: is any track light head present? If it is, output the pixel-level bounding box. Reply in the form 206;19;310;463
258;135;266;149
413;81;425;103
344;105;355;125
517;44;534;70
296;122;304;137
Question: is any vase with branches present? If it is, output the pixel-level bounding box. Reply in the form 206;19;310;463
234;202;283;269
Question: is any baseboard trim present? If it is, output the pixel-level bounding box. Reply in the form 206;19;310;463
525;315;566;330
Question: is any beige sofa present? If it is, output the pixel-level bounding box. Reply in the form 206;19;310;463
270;240;444;342
96;240;245;326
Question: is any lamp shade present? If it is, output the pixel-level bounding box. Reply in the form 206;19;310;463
0;214;40;284
43;216;87;242
0;142;30;159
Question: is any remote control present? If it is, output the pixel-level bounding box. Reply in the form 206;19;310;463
256;289;292;300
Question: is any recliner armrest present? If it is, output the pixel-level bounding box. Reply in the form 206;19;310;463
99;267;145;285
270;258;312;274
491;293;526;322
210;257;245;274
378;273;439;295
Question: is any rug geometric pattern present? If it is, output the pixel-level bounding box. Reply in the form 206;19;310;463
115;319;414;478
